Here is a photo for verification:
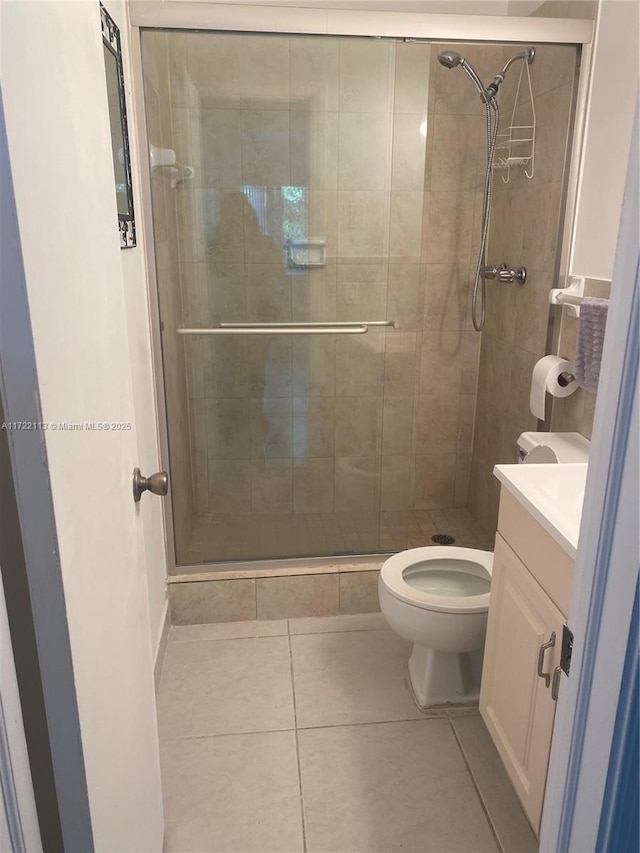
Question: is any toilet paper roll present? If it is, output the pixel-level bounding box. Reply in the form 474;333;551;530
530;355;577;420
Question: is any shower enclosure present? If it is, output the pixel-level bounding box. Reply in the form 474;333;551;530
138;16;587;571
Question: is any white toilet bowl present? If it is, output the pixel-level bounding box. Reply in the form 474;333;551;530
379;546;493;708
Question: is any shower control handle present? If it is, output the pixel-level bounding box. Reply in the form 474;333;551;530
133;467;169;503
484;264;527;284
483;264;506;280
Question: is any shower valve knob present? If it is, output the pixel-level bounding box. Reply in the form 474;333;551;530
509;267;527;284
133;467;169;502
484;265;527;284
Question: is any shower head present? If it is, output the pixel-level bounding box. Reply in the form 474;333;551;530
438;45;535;105
437;50;488;102
437;50;464;69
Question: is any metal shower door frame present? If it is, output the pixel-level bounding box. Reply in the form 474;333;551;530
127;2;595;578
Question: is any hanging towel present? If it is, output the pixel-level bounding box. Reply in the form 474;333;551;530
575;297;609;392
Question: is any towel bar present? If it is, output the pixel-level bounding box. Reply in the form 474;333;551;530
177;324;368;335
550;276;611;318
176;320;398;335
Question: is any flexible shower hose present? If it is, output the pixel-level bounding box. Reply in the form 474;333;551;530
471;98;500;332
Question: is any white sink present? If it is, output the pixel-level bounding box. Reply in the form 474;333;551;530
493;462;588;558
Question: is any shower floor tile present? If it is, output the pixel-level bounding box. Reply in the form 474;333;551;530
158;614;538;853
180;509;494;568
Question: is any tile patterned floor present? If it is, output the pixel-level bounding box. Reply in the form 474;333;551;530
182;508;494;566
158;613;538;852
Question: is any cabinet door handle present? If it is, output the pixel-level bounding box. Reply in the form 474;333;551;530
551;665;562;701
537;631;556;687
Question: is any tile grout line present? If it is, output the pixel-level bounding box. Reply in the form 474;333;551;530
168;622;391;645
167;632;290;646
157;713;451;743
287;627;308;853
446;714;504;853
158;727;297;743
288;624;388;637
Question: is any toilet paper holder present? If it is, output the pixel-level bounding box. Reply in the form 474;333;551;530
530;355;578;420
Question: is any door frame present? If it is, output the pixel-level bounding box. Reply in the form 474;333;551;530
539;105;639;852
128;2;595;577
0;88;94;852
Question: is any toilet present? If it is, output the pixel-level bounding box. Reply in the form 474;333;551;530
379;547;493;708
378;431;591;709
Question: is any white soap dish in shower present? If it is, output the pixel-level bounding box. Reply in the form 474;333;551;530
286;239;327;268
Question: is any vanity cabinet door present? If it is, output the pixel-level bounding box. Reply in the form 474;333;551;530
480;533;564;835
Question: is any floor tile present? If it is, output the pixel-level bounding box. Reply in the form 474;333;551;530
158;636;295;738
291;629;426;727
298;720;498;852
170;619;288;643
451;713;538;852
444;705;482;718
162;731;303;852
289;612;388;635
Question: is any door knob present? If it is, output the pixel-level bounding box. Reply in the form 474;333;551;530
133;467;169;502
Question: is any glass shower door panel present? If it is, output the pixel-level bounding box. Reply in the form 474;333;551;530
141;30;432;565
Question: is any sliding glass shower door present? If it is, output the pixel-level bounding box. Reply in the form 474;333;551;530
141;30;480;566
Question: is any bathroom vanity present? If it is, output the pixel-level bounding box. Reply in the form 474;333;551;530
480;463;587;835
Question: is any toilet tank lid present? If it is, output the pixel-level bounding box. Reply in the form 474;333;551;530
517;431;590;462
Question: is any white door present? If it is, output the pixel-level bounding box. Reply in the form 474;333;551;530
0;2;165;849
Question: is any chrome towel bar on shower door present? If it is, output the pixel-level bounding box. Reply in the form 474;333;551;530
176;320;398;335
177;325;367;335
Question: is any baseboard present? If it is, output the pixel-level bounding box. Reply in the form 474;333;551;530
154;599;170;692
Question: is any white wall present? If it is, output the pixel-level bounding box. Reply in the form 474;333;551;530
569;0;639;280
0;1;164;849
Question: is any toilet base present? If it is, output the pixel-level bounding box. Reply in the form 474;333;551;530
408;644;484;709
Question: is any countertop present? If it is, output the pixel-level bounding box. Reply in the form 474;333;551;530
493;463;588;559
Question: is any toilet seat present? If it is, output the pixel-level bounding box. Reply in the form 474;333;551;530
380;546;493;614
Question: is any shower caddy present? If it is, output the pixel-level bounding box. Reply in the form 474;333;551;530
492;55;536;182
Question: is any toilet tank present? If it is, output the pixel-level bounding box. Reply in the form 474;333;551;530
517;431;590;464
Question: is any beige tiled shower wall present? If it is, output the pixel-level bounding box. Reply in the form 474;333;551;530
142;34;194;557
468;44;579;535
420;43;503;510
148;33;493;563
